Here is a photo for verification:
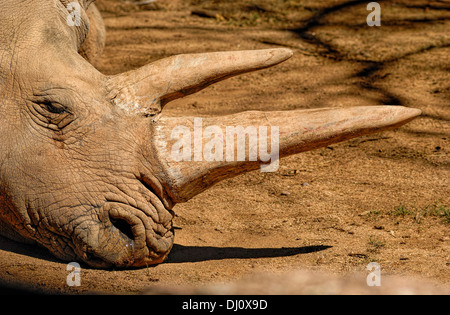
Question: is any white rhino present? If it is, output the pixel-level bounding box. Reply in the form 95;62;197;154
0;1;421;268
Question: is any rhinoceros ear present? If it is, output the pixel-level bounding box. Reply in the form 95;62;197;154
105;49;293;116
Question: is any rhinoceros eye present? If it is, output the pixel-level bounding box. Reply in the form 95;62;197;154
27;97;75;131
41;101;69;115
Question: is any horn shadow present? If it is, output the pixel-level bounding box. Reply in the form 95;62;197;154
165;244;332;263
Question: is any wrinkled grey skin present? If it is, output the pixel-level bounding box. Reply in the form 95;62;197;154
0;0;174;267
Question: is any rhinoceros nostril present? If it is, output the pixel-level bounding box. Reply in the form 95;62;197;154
110;217;135;241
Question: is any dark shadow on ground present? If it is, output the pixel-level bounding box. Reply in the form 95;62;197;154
288;0;450;107
165;244;332;263
0;235;59;264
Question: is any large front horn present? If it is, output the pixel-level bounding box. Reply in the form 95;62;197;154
150;106;421;202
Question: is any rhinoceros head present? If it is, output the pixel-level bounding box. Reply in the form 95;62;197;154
0;1;421;268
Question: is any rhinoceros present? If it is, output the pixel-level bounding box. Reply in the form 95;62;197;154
0;0;421;268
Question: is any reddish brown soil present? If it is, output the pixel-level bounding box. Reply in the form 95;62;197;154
0;0;448;294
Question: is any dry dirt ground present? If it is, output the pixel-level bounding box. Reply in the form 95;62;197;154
0;0;449;294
